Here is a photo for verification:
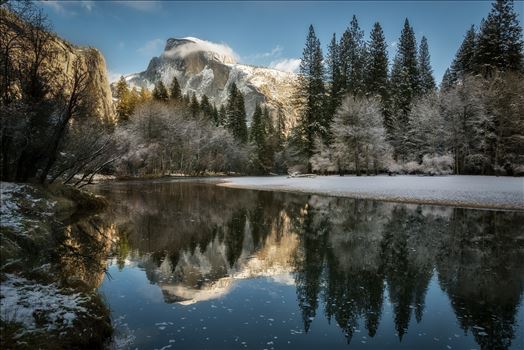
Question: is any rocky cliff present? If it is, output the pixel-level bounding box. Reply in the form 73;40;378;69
1;8;115;122
51;40;115;122
124;37;298;129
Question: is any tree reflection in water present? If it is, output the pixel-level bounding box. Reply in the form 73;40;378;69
93;181;524;349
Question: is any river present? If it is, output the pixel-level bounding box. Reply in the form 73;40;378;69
86;179;524;350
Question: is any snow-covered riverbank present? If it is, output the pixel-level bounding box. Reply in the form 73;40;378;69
0;182;112;348
219;175;524;210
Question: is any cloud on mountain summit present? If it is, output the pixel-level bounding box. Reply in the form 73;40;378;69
164;37;239;64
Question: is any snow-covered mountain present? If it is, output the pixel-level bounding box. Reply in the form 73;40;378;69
123;37;298;127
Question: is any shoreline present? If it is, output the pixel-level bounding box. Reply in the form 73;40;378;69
0;182;112;349
217;175;524;211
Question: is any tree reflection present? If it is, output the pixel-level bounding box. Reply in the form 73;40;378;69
436;209;524;350
94;181;524;349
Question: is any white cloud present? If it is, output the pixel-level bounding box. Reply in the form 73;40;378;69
118;1;162;12
269;58;301;73
165;37;239;64
137;38;164;55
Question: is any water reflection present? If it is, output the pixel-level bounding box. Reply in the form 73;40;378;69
94;181;524;349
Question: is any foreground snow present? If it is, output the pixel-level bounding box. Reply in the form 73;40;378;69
1;274;89;331
220;175;524;210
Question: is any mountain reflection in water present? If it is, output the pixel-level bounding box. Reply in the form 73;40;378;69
92;180;524;350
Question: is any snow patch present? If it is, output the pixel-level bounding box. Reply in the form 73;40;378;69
0;274;89;331
1;183;26;231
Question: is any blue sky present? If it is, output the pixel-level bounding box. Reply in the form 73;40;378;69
39;1;523;83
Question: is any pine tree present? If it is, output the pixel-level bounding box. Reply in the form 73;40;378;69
234;92;248;143
115;76;132;121
366;22;389;97
211;104;219;126
226;83;248;143
190;93;200;118
339;15;366;96
263;106;273;134
182;93;191;106
390;18;420;160
276;107;286;151
450;25;477;80
366;22;391;135
250;103;266;153
250;103;265;173
474;0;524;76
440;68;454;91
218;105;227;126
200;95;212;119
326;33;342;129
226;83;238;128
170;76;182;101
115;76;128;99
295;25;326;170
152;80;169;101
418;36;436;95
139;87;151;102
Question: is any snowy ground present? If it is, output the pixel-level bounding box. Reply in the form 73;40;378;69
219;175;524;210
1;273;89;332
1;182;108;345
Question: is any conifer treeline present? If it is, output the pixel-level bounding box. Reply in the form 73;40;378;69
294;16;438;166
294;0;523;175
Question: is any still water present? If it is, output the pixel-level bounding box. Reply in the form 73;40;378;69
90;180;523;349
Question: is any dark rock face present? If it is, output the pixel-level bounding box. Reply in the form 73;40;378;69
164;38;195;51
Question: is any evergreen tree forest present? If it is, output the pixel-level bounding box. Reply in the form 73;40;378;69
294;0;523;176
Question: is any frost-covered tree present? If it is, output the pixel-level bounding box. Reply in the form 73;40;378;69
440;68;454;91
331;96;390;175
339;15;366;96
326;33;342;130
440;75;488;174
474;0;524;76
407;93;445;161
116;101;251;176
310;137;336;174
450;25;477;82
418;36;436;95
483;71;524;174
390;18;420;160
365;22;391;135
294;25;326;170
